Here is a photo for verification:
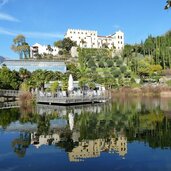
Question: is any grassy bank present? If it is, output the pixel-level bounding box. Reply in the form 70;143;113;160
110;85;171;98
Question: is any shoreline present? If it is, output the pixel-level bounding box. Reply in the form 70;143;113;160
110;85;171;98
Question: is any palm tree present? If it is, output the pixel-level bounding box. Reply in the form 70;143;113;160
19;68;31;81
46;45;53;54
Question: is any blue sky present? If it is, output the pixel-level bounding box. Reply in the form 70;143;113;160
0;0;170;59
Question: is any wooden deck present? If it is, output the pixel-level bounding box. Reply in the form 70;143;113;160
36;95;107;105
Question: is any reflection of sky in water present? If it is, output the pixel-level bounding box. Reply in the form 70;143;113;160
50;119;67;128
0;132;171;171
3;119;68;131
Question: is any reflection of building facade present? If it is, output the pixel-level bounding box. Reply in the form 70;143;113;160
69;136;127;162
30;129;127;162
68;140;101;162
31;132;61;148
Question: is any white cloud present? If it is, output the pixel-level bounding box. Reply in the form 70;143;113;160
0;27;64;39
0;12;20;22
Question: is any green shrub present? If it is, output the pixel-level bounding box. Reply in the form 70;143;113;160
98;61;105;68
120;65;127;73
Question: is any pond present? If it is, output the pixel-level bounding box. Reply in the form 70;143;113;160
0;97;171;171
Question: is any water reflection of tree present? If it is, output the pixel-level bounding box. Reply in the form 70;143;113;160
56;129;78;152
37;113;50;136
126;111;171;149
12;132;31;158
0;108;20;128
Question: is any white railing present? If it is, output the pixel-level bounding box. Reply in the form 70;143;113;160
0;89;20;97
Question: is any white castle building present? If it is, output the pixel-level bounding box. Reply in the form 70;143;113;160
65;29;124;50
30;43;59;58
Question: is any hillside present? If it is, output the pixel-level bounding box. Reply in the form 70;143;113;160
0;56;5;63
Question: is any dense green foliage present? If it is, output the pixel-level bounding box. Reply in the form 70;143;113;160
0;66;66;90
123;31;171;70
3;30;171;90
0;66;22;89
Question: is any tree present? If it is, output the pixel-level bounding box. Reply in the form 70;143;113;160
58;50;63;55
79;77;88;90
88;82;96;89
0;66;21;89
62;79;68;91
165;0;171;9
144;36;155;56
137;60;151;77
11;35;30;59
116;59;123;67
112;68;121;78
77;48;89;78
98;61;105;68
20;82;30;92
19;68;31;81
50;81;59;94
120;65;127;73
87;59;96;68
46;45;53;53
106;59;114;68
54;38;77;53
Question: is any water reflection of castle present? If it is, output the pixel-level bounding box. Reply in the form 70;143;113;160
69;136;127;162
31;131;127;162
31;133;61;148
